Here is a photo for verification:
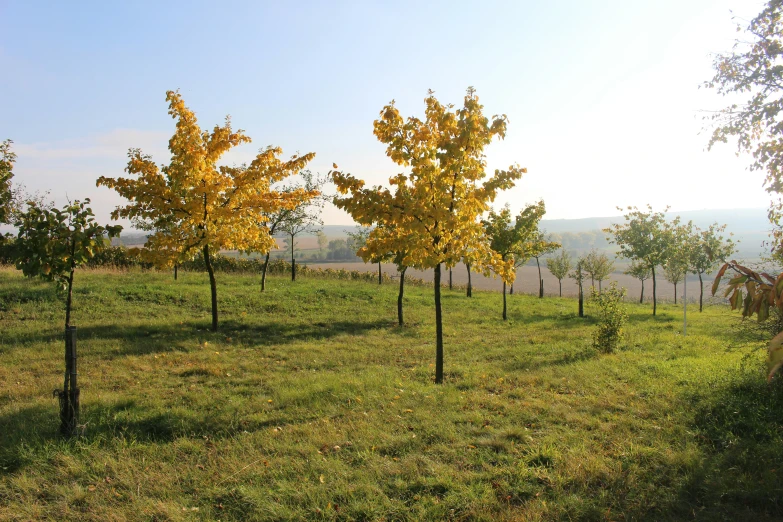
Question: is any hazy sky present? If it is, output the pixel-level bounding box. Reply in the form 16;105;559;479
0;0;771;227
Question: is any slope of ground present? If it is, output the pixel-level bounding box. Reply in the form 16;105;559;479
0;267;781;520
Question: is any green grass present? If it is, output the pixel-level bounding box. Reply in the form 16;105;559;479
1;266;782;521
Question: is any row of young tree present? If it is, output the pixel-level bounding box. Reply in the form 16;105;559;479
606;208;735;315
0;87;739;386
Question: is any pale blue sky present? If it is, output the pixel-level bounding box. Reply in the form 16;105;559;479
0;0;770;226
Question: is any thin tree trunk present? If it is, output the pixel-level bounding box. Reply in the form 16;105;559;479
65;269;74;330
449;268;452;290
578;283;584;317
699;273;704;312
640;280;644;304
434;263;444;384
510;282;514;295
652;267;657;316
536;258;543;298
378;261;382;285
673;282;678;305
558;279;562;297
466;263;473;297
203;244;218;331
65;237;76;329
397;267;407;326
591;276;595;290
598;279;602;292
261;252;270;291
503;281;508;321
291;235;296;281
174;263;178;281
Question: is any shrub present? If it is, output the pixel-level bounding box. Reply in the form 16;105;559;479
0;235;17;265
590;282;628;353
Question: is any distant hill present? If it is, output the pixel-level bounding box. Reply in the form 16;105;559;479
539;208;771;234
95;208;775;260
538;208;771;259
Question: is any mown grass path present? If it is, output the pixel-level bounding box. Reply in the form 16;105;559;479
1;267;781;520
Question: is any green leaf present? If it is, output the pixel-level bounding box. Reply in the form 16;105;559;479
759;298;770;322
728;275;748;285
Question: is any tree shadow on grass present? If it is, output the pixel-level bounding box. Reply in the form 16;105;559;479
664;372;783;519
0;403;59;473
0;398;286;474
0;285;57;313
501;345;598;373
2;318;393;359
626;313;677;324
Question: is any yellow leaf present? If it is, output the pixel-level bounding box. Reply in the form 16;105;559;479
768;330;783;381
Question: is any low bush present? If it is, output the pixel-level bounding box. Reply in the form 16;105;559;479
590;282;628;353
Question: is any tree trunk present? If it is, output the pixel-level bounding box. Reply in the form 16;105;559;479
591;276;595;290
291;236;296;282
578;282;584;318
378;261;382;285
65;269;75;330
558;279;562;297
65;238;76;330
652;267;657;316
174;263;178;281
466;264;472;297
449;268;452;290
673;282;678;305
397;267;407;326
261;252;270;291
502;281;508;321
510;282;514;295
434;263;444;385
536;258;543;298
598;279;602;292
640;280;644;304
204;244;218;332
699;272;704;312
60;325;79;437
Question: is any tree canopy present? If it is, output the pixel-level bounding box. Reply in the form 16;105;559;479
689;223;735;311
546;249;572;297
483;203;546;319
332;87;525;383
97;90;318;330
604;205;679;315
13;199;121;328
705;0;783;246
0;139;16;226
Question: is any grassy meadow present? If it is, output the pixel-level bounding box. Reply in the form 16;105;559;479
1;266;782;521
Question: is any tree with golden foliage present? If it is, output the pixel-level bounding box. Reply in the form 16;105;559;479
333;88;525;383
97;91;318;331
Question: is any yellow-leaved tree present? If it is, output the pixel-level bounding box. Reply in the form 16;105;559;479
333;88;525;383
97;91;318;331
